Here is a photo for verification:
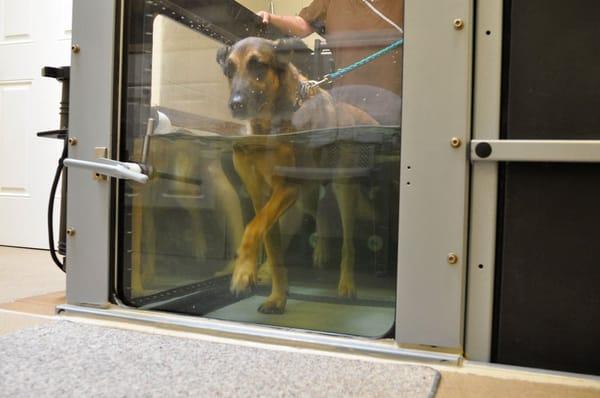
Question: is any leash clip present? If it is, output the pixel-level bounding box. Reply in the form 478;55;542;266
307;75;332;90
296;75;333;109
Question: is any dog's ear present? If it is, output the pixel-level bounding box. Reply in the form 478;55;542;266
273;38;305;69
216;45;231;70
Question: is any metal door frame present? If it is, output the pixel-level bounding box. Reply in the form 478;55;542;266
465;0;600;362
63;0;473;360
464;0;504;361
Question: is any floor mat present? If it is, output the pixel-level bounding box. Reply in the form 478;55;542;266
0;321;440;398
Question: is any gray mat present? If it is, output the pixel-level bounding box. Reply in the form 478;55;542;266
0;321;440;398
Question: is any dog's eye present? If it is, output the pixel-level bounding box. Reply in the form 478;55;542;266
224;61;236;79
247;57;269;79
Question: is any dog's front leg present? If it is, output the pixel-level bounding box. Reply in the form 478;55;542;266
256;179;298;313
234;178;298;313
259;220;288;313
230;150;266;295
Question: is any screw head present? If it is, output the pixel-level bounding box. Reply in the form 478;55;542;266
68;137;78;146
453;19;464;30
450;137;462;148
71;44;80;53
447;253;458;264
66;227;76;237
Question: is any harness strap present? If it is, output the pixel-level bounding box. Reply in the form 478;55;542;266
295;80;321;110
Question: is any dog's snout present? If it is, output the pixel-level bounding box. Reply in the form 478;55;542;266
229;94;245;113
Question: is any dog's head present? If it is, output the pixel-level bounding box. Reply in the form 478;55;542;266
217;37;303;119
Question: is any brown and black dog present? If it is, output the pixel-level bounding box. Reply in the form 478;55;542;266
217;37;377;313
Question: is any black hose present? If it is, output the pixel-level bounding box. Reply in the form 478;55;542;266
48;140;67;272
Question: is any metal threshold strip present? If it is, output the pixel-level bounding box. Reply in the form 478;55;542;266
57;304;461;365
471;139;600;162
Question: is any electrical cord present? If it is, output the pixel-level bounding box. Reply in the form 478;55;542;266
48;139;67;272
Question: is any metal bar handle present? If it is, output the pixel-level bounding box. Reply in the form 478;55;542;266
63;158;148;184
471;139;600;163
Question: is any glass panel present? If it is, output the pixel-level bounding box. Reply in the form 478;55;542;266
118;0;403;338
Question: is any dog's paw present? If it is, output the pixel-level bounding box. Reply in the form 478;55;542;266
257;296;287;314
230;260;257;295
338;277;357;299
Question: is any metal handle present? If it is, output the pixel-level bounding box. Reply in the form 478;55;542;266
471;139;600;163
63;158;148;184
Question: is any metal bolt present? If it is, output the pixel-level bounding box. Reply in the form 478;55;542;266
66;227;76;237
68;137;78;146
453;19;464;30
450;137;462;148
71;44;80;53
447;253;458;265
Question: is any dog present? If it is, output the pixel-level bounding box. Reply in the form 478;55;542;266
217;37;377;313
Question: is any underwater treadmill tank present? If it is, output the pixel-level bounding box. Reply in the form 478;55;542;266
116;0;403;337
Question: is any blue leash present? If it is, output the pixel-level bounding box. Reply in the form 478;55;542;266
307;38;404;89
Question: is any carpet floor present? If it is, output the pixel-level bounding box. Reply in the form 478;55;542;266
0;320;440;397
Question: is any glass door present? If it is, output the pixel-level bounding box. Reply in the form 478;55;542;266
117;0;403;338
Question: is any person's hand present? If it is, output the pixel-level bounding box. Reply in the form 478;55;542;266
256;11;271;24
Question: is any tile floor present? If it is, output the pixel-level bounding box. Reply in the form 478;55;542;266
0;246;65;335
0;246;65;303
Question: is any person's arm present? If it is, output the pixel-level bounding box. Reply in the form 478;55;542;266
257;11;315;38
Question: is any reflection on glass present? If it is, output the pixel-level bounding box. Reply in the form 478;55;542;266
120;0;402;338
